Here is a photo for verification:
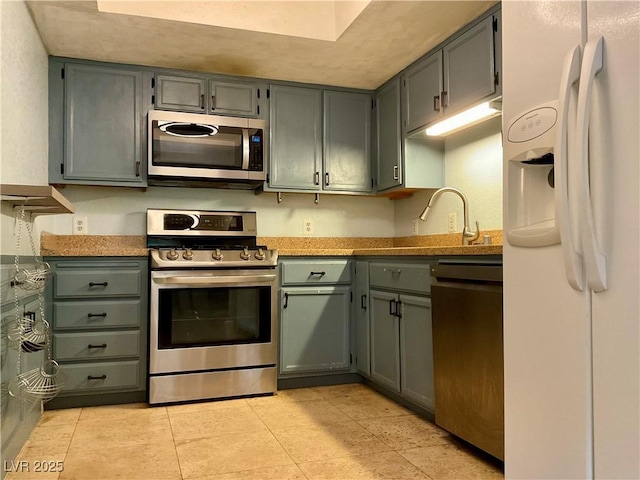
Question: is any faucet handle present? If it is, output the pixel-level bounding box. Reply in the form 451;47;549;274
467;221;481;243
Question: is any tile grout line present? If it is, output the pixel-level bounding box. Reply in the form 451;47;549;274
164;406;186;480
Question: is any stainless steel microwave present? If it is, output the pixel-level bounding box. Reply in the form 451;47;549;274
148;110;266;189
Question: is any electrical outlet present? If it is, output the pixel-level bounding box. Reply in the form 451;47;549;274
411;219;420;236
448;212;457;233
73;216;88;235
303;219;314;235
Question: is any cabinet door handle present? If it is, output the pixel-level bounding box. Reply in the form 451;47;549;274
325;172;330;186
135;161;141;177
200;94;205;109
361;294;367;310
89;282;108;287
314;172;320;185
395;300;402;318
393;165;399;181
310;271;326;276
87;375;107;380
389;299;396;316
88;344;107;349
434;95;441;112
87;312;107;318
441;91;448;108
211;95;216;110
283;292;289;309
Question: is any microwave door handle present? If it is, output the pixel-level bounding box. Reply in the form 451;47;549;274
242;128;250;171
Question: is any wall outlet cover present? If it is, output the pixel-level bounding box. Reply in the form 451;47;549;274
73;216;88;235
412;219;420;236
303;219;314;235
448;212;457;233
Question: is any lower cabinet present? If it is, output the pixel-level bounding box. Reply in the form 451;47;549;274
279;259;352;377
368;262;435;411
44;257;148;408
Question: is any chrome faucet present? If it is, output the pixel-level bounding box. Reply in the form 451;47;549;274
419;187;480;245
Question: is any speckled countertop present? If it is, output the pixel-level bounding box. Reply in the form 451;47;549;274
41;231;502;257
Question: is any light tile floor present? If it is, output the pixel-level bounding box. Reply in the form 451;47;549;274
7;384;504;480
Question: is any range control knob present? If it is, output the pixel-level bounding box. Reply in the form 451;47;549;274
166;249;179;261
254;248;266;261
182;248;194;260
212;248;223;261
240;247;251;261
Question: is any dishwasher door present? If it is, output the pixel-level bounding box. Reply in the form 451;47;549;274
431;261;504;460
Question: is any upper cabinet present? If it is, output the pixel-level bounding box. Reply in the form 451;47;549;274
49;60;147;187
402;12;501;136
268;85;373;194
376;79;403;192
153;74;263;117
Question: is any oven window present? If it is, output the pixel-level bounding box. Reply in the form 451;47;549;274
158;286;271;348
152;124;244;170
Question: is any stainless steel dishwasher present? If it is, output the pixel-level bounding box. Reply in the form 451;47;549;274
430;259;503;460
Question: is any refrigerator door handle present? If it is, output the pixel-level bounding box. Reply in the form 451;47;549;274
576;37;607;293
555;44;585;292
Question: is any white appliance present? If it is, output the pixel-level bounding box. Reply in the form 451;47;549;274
502;2;639;479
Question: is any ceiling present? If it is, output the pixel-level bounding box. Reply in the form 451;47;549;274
26;0;498;90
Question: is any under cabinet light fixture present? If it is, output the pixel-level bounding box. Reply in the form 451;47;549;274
425;100;502;137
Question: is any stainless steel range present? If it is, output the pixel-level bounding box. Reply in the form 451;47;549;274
147;209;278;405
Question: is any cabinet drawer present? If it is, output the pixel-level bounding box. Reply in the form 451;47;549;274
281;260;352;285
59;361;140;392
53;300;141;329
55;270;141;298
369;263;431;294
54;331;140;361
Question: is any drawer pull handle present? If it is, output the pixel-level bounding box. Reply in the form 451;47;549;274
88;344;107;349
87;313;107;318
310;271;326;276
87;375;107;380
89;282;108;287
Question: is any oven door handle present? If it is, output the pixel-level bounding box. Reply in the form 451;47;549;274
242;128;250;171
153;273;277;285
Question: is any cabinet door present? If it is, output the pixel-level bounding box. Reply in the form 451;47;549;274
64;64;143;183
443;16;496;115
370;290;400;392
209;80;257;117
280;287;350;374
269;85;322;190
155;74;206;113
403;51;443;133
399;294;434;410
354;261;370;377
376;79;402;192
323;91;372;192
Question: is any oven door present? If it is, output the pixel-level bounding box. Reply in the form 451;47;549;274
149;269;277;374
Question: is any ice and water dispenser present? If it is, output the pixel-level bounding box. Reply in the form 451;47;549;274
504;102;561;247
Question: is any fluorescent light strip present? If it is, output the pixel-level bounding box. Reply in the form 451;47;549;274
425;101;501;136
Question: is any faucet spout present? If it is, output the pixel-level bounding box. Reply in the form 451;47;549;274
418;187;480;245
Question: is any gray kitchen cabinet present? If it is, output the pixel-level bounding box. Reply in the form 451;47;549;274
49;60;145;186
354;260;370;377
269;85;323;191
279;259;352;377
323;91;372;192
402;12;500;135
402;51;444;134
443;15;497;117
154;74;260;117
44;257;148;409
268;86;373;194
368;262;434;411
155;74;207;113
370;289;401;392
375;78;403;192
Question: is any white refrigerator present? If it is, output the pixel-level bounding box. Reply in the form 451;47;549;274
502;1;639;479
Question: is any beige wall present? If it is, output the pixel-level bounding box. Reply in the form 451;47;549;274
0;0;50;256
394;116;503;236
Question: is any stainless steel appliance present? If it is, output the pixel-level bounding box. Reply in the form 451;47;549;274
148;110;266;189
430;259;503;460
147;209;278;405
